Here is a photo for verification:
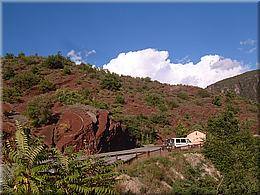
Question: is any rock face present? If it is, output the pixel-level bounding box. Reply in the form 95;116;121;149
207;70;259;102
34;105;135;154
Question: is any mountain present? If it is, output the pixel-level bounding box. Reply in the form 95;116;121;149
206;70;259;102
2;53;258;153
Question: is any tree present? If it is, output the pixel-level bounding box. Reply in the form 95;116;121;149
203;106;258;194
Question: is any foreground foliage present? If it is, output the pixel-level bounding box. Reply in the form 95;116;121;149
203;106;259;194
2;122;118;194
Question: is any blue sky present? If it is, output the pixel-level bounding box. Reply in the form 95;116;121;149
2;2;258;87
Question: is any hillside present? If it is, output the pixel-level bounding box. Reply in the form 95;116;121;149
2;53;258;153
207;69;259;102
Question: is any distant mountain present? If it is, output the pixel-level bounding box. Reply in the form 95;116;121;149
207;70;259;102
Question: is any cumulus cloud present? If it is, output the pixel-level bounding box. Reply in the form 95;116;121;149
103;48;248;88
67;49;96;65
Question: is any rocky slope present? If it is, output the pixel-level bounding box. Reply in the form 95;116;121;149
2;54;258;154
207;70;259;102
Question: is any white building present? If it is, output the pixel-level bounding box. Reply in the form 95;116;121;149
186;130;206;144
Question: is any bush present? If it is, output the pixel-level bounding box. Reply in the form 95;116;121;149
4;53;15;59
3;66;15;80
56;89;86;105
212;96;222;106
197;89;211;98
168;99;179;109
177;91;189;100
115;94;125;104
44;52;66;69
79;89;91;99
92;100;108;109
150;113;170;126
3;87;21;103
175;123;188;137
63;65;71;75
145;93;167;112
13;71;40;90
38;79;56;93
100;73;122;91
26;95;54;126
79;63;94;73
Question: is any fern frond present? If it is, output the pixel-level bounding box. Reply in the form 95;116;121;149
28;145;45;164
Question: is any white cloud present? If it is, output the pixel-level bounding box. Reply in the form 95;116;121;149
103;48;249;88
240;39;256;46
239;39;257;53
67;49;96;65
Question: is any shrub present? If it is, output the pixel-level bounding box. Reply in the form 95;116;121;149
31;66;40;74
3;66;15;80
145;93;167;112
63;65;71;75
225;90;236;102
212;96;222;106
175;123;188;137
44;52;66;69
100;73;122;91
92;100;109;109
13;71;40;90
56;89;86;105
26;95;54;126
168;99;179;109
79;63;94;73
79;89;91;99
3;87;21;103
115;94;125;104
177;91;189;100
4;53;15;59
150;113;170;126
38;79;56;93
197;89;211;98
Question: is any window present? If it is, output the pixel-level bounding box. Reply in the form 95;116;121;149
181;139;186;143
176;139;180;143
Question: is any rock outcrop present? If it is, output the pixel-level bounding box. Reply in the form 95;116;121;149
34;105;135;154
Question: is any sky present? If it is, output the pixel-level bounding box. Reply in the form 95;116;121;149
3;2;258;88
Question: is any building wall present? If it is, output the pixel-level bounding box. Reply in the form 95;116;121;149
187;131;206;144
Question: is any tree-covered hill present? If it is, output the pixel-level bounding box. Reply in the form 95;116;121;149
207;69;259;102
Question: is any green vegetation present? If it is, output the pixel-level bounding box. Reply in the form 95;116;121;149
197;89;211;98
26;95;54;126
120;152;219;194
101;72;122;91
2;122;118;194
38;79;56;93
175;123;189;137
203;106;258;194
145;93;167;112
63;65;72;75
3;87;21;103
44;52;71;69
3;66;15;80
168;98;179;109
177;91;189;100
115;94;125;104
212;95;222;106
56;88;86;105
13;71;41;90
